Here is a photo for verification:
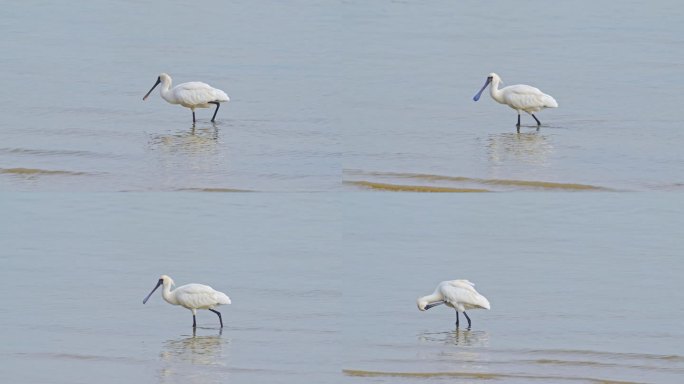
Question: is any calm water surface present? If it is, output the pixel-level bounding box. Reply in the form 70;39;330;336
0;1;339;191
341;1;684;191
2;194;683;383
0;1;682;191
1;194;340;383
341;194;684;383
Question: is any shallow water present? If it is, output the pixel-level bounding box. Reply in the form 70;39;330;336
0;0;339;191
2;194;683;383
2;1;684;383
1;1;682;191
1;194;340;383
340;0;684;192
340;194;684;383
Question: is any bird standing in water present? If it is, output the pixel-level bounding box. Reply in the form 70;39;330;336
473;72;558;130
417;280;490;328
143;275;231;328
143;73;230;123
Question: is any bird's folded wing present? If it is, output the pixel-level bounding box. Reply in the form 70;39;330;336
175;82;216;105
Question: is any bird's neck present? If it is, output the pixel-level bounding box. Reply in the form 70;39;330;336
422;291;443;304
159;79;176;104
161;283;178;305
489;78;505;104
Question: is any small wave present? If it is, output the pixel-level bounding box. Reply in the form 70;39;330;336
0;168;89;176
175;187;253;192
342;369;645;383
345;170;609;191
345;181;490;192
0;147;121;159
12;352;146;365
527;349;684;362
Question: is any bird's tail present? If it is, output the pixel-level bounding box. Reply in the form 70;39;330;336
476;294;491;310
544;94;559;108
216;292;232;305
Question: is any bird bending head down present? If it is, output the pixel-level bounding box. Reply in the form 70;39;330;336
417;280;490;328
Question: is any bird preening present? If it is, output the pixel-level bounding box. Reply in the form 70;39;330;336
473;72;558;131
143;275;231;328
417;280;490;328
143;73;230;123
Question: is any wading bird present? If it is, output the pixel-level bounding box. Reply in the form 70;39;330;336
417;280;490;328
143;73;230;123
473;72;558;130
143;275;231;328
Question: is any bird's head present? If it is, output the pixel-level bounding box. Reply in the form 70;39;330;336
143;73;166;101
417;298;429;311
143;275;172;304
159;274;174;287
488;73;500;82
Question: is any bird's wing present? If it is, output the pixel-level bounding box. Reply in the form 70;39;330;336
447;279;475;287
442;280;490;310
174;82;223;105
502;85;547;109
173;81;230;105
174;284;229;309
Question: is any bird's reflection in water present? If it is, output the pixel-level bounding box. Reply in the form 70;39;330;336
148;123;220;155
486;130;553;167
418;329;490;347
158;328;229;383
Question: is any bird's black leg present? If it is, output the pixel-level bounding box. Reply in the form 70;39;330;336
192;110;196;123
455;311;459;327
209;101;220;122
209;309;223;328
192;315;197;328
463;311;472;328
532;114;541;126
516;114;521;132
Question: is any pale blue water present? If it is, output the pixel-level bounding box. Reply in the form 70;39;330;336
1;194;340;383
341;0;684;191
1;0;684;383
1;1;682;191
2;194;683;383
0;0;339;191
340;194;684;383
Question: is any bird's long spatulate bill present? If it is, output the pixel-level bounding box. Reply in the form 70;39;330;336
425;301;445;310
143;77;161;101
473;78;492;101
143;279;163;304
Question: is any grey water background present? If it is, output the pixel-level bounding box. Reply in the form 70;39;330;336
341;194;684;383
0;1;682;191
0;0;339;191
1;194;683;383
1;0;684;383
340;0;684;191
1;194;341;383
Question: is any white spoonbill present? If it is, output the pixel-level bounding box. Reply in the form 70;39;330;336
473;73;558;130
143;73;230;123
417;280;490;328
143;275;231;328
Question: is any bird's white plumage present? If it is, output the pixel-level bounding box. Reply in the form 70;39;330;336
143;275;231;327
440;280;490;312
143;73;229;122
174;283;232;311
499;84;558;113
172;81;230;108
473;73;557;124
417;279;490;312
